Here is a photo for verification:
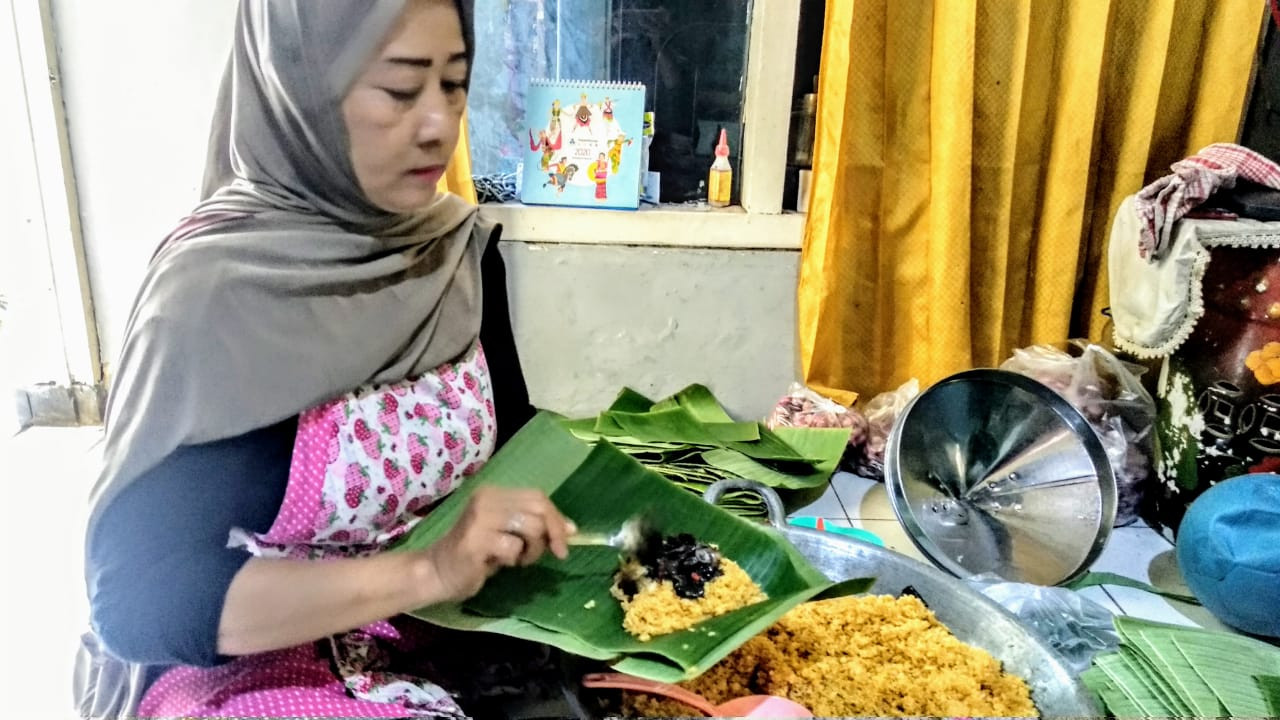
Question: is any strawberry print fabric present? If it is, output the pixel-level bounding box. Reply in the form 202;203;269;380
138;343;502;718
229;342;496;558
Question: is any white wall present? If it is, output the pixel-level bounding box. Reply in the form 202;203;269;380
50;0;236;369
50;0;800;421
503;243;798;419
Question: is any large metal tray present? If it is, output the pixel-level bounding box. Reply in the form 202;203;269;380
562;480;1099;718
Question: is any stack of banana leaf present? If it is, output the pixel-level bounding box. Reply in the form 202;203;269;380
559;385;851;518
1082;617;1280;717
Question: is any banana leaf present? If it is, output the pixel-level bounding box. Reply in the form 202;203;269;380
565;385;851;520
1257;675;1280;716
1172;634;1280;717
607;386;658;413
1085;616;1280;717
596;386;809;461
1092;652;1172;716
1080;667;1143;717
397;413;871;681
601;407;762;445
1064;571;1200;605
649;383;735;423
702;427;852;490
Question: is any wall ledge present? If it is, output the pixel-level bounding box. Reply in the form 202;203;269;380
479;203;806;250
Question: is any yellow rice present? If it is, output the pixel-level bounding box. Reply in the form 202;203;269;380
611;557;767;641
622;594;1038;718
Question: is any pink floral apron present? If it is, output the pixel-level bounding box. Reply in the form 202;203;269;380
138;344;511;718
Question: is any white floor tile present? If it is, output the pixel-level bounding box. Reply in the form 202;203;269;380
830;471;899;521
786;481;848;519
1072;586;1125;616
833;518;931;564
1102;586;1235;631
1081;525;1237;631
1089;526;1175;579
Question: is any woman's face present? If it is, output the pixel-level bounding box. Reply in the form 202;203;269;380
342;0;468;214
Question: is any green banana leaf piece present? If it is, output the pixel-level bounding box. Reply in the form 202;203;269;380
601;408;761;445
595;385;807;461
702;427;851;490
607;386;658;413
650;384;735;423
397;413;872;682
1172;634;1280;717
1064;571;1200;605
1081;667;1143;717
1091;652;1173;716
1256;675;1280;716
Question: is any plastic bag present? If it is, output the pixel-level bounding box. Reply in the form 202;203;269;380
966;574;1119;676
765;382;868;451
853;378;920;480
1000;342;1156;526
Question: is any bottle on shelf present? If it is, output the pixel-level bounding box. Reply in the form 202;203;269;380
707;128;733;208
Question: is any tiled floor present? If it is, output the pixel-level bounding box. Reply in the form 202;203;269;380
0;428;1238;717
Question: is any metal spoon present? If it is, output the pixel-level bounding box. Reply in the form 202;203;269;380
566;515;654;554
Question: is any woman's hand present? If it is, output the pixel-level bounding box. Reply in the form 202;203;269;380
218;488;574;655
422;486;575;603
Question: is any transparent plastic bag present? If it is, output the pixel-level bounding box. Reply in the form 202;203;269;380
765;382;868;453
1000;342;1156;526
966;574;1119;675
853;378;920;480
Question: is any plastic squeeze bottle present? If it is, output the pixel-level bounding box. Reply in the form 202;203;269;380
708;128;732;208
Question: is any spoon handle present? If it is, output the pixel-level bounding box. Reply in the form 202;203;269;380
581;672;717;716
566;533;614;547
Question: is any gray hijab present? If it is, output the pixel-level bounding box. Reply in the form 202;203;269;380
89;0;483;534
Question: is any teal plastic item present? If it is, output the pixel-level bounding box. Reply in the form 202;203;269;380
788;517;884;547
1175;473;1280;638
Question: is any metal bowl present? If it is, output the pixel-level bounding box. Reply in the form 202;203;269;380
563;481;1099;718
885;369;1116;586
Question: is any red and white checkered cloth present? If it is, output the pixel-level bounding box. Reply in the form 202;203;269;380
1134;143;1280;261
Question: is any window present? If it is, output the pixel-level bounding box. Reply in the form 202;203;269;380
468;0;755;205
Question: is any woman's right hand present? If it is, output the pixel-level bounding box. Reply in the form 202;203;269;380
421;486;575;603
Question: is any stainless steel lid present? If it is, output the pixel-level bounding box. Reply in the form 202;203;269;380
884;369;1116;586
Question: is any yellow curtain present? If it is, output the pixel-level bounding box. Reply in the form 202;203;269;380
799;0;1263;405
439;112;478;204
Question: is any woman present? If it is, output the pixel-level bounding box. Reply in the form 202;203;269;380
82;1;575;717
591;153;609;201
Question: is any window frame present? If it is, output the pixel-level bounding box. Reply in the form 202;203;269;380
8;0;100;388
480;0;806;250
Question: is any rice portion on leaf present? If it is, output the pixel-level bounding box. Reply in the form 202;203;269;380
610;535;768;641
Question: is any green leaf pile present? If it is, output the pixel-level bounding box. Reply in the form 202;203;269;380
562;385;851;517
396;412;871;682
1082;616;1280;717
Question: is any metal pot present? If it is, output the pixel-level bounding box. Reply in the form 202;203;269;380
561;480;1099;718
